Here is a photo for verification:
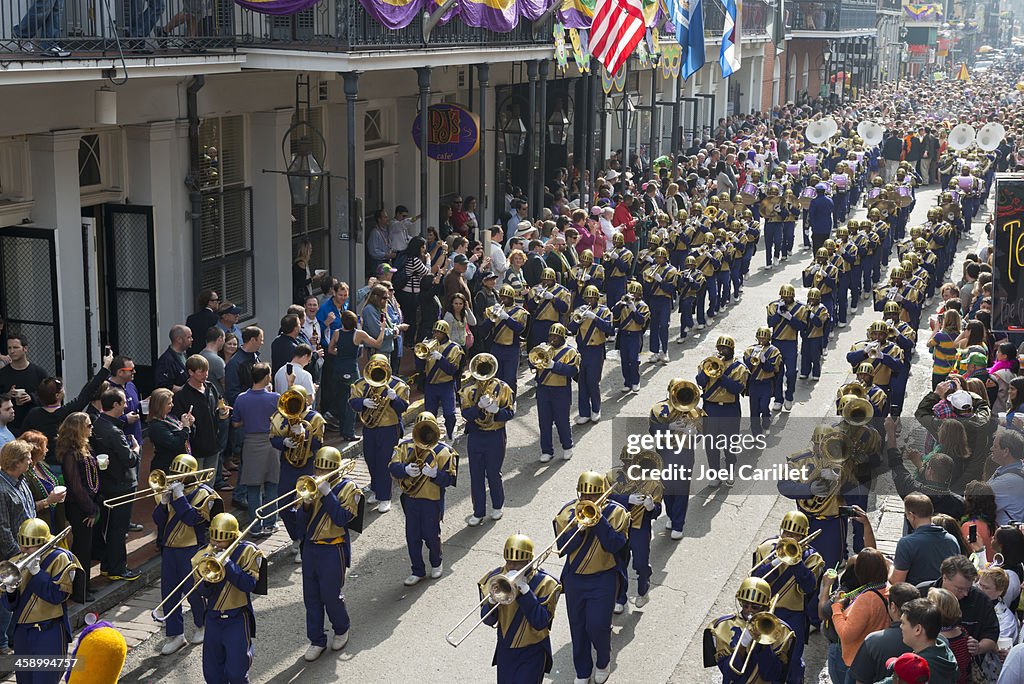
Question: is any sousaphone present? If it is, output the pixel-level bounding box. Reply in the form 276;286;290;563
977;122;1006;152
856;121;884;148
948;123;977;151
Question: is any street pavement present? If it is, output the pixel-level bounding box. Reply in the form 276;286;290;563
110;183;984;684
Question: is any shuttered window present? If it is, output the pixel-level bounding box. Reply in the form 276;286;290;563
198;116;255;319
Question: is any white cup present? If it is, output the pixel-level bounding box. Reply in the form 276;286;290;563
11;388;27;399
998;636;1013;651
51;485;67;501
96;454;109;470
314;269;327;278
139;398;150;415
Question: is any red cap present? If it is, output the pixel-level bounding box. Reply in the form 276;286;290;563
885;653;930;683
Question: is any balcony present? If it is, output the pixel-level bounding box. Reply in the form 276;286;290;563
787;0;878;34
703;0;770;38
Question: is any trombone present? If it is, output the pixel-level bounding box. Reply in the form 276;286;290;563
103;468;216;508
254;459;357;520
0;526;72;591
444;484;615;648
485;303;506;322
757;529;823;581
151;518;261;624
728;596;787;675
528;344;553;370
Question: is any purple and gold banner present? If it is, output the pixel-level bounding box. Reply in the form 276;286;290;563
432;0;551;32
358;0;427;30
903;3;943;22
558;0;596;29
234;0;324;15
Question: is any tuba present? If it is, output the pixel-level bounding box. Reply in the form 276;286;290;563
528;344;553;370
414;339;440;360
841;396;874;427
412;419;442;455
278;386;313;456
836;382;866;401
700;355;726;380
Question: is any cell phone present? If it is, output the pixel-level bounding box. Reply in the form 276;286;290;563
104;345;112;355
838;506;857;518
286;363;294;376
968;523;978;544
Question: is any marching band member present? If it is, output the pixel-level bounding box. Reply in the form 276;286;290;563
832;226;856;325
572;250;605;309
713;230;733;309
459;354;516;526
418;320;464;440
882;301;915;421
389;412;458;585
553;472;630;684
525;268;571;349
676;255;706;342
613;280;650;394
696;335;749;487
798;287;831;381
852;363;890;431
191;512;265;684
349;355;410;514
608;454;663;611
603;232;634;310
727;224;746;301
389;413;458;585
760;183;785;269
802;248;837;325
668;210;693;269
703;577;795;684
295;446;362;661
645;247;679;364
694;231;722;323
4;519;81;684
750;512;823;684
873;265;921;329
846;320;904;401
534;323;580;463
270;386;324;554
567;286;614;423
478;534;561;684
767;285;806;413
481;285;529;394
153;454;221;655
649;379;704;539
744;327;783;437
833;393;882;556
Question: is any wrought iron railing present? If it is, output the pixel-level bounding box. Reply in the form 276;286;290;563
786;0;878;32
704;0;770;38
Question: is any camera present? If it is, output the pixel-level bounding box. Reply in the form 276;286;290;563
838;506;857;518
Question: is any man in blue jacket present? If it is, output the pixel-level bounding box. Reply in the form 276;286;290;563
808;184;835;253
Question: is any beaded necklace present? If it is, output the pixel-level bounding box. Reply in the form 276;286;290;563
33;461;59;489
81;451;99;493
840;581;886;604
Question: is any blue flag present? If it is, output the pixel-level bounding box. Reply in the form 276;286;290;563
720;0;740;78
683;0;705;79
669;0;688;49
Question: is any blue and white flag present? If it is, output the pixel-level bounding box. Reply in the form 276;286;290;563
683;0;705;79
719;0;741;78
669;0;688;49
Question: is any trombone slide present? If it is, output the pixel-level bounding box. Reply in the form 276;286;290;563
103;468;216;508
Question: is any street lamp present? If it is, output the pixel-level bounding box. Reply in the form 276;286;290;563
618;94;636;130
547;105;570;146
286;135;324;207
502;109;528;156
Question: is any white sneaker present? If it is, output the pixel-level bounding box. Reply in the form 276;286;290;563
365;492;378;505
430;564;443;579
664;518;673;530
574;678;590;684
331;630;349;651
304;644;325;662
724;475;736;487
562;448;573;461
798;374;808;380
630;385;640;393
634;593;650;608
161;635;186;656
539;453;553;463
377;500;392;513
770;401;783;412
403;574;422;586
676;335;686;343
613;602;625;614
595;666;611;683
294;550;302;564
468;516;483;527
837;321;847;328
575;416;590;425
659;353;669;365
491;509;504;520
764;262;773;269
783;400;793;412
190;626;205;644
697;323;705;330
591;412;601;422
621;386;632;394
670;529;684;540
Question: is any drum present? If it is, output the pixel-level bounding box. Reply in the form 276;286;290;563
895;186;913;208
785;163;801;176
854;152;865;163
867;187;882;201
949;189;960;204
833;174;849;191
958;176;974;191
798;186;817;209
804;154;818;170
739;183;759;204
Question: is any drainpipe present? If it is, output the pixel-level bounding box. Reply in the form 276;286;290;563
186;76;206;299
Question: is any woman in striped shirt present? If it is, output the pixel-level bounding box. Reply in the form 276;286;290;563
397;236;441;345
928;309;961;389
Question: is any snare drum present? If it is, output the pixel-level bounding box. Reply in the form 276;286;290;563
804;154;818;170
833;174;849;191
739;183;758;204
896;185;912;207
958;176;974;191
798;186;817;209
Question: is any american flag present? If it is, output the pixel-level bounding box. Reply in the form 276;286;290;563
589;0;647;77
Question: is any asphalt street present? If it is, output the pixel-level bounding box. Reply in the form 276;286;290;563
117;182;980;684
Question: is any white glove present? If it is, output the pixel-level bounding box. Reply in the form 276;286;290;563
809;479;831;497
629;301;637;311
477;394;493;409
421;463;439;478
543;290;554;300
430;351;443;361
3;582;15;593
485;402;500;414
28;559;41;576
584;310;597;320
739;628;754;648
654;273;663;282
282;437;298;449
405;463;421;478
387;387;398;400
515;576;531;595
170;481;185;500
498;309;510;320
771;558;783;568
582;274;591;282
290;423;304;436
362;398;378;410
487;593;499;605
160;491;171;505
628;493;645;505
643;495;656;512
317;479;332;496
895;293;904;302
782;311;792;320
545;359;555;369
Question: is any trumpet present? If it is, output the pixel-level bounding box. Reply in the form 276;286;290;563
757;529;823;581
255;459;357;520
728;596;787;675
700;355;726;380
0;526;72;591
642;266;659;284
528;344;553;370
414;339;440;360
152;519;261;623
748;344;764;368
485;303;506;322
103;468;216;508
571;306;591;325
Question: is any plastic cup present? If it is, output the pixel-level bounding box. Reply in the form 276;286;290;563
998;637;1013;651
96;454;109;470
139;399;150;414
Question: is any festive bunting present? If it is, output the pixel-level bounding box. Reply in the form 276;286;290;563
358;0;425;30
554;22;570;71
903;3;943;22
559;0;598;29
234;0;323;15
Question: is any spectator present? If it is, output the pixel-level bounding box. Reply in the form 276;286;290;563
822;548;891;683
0;439;35;651
986;428;1024;525
0;333;50;431
928;310;961;389
184;290;220;355
273;345;315;399
387;206;419;253
172;355;226;482
916;556;1000;658
897;598;959;684
885;420;965;520
931;587;975;684
960;262;980;312
367;209;395;274
503;249;527;295
230;362;280;536
90;387;141;581
19;430;66;538
315;281;350;351
488;225;507;281
107;356;143;451
199;326;227;395
908;419;972;491
976;567;1019;643
301;295;321;345
0;397;13;447
998;644;1024;684
443;292;477;352
990;525;1024;608
57;413;100;604
987;342;1018;413
216;303;244;344
224;326;264;406
444;254;473;306
915;381;996;487
848;583;921;684
328;311;383;441
220;333;239;366
932;514;971;556
361;286;399;364
155;325;192;391
397;236;440;347
270;314;301;374
146;388;195;475
960;481;998;563
890;494;961;585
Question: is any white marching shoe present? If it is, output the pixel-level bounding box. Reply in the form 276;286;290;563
574;678;591;684
160;635;187;656
467;516;483;527
190;627;205;645
575;416;590;425
331;630;349;651
671;529;684;540
630;385;640;393
294;550;302;564
377;500;392;513
562;448;574;461
770;400;783;412
634;593;650;608
303;644;325;662
783;400;793;412
664;518;673;530
365;492;378;505
403;574;422;586
591;412;601;422
595;666;611;683
613;602;625;614
430;564;443;579
491;509;504;520
539;453;553;463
